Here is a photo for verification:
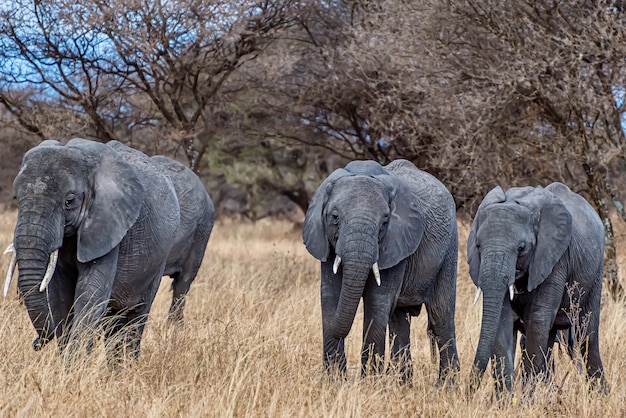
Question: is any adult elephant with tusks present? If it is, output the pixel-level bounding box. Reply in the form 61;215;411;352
4;138;213;362
303;159;459;384
468;183;609;394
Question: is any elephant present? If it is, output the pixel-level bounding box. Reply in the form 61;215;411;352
302;159;459;384
467;182;608;393
150;155;215;325
5;138;212;360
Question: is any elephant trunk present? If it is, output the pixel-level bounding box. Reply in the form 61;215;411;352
15;247;56;347
14;206;63;348
331;224;378;339
470;251;514;390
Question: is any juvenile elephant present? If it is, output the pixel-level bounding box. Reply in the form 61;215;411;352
468;183;608;393
5;138;211;360
303;159;459;383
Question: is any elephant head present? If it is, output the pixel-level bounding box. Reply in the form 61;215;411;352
467;185;572;387
302;160;424;339
9;138;144;347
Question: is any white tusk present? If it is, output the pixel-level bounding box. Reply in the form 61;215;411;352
39;250;58;292
372;262;381;286
3;243;14;255
473;287;482;305
333;255;342;275
509;284;515;301
4;249;16;297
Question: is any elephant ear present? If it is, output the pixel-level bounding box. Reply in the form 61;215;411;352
377;178;424;270
73;141;145;263
467;186;506;286
302;168;352;261
527;195;572;292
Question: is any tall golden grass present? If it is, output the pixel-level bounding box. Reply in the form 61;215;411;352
1;211;626;417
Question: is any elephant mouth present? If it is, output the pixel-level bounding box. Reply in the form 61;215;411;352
4;242;59;297
332;254;381;286
473;283;516;305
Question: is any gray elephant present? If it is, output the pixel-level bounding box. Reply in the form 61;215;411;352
150;155;214;324
468;183;608;393
5;138;212;360
302;159;459;383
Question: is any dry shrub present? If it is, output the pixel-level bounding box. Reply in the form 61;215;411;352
0;213;625;416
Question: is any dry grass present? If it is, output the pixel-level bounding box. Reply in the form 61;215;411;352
1;212;626;417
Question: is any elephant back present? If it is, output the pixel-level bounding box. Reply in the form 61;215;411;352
151;155;215;224
385;159;456;222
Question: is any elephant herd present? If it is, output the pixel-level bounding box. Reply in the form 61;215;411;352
3;139;610;397
302;159;609;395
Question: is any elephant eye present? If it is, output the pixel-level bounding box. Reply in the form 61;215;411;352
518;242;527;254
330;210;339;224
64;193;76;209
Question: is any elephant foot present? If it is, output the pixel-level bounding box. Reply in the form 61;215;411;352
435;374;459;391
490;390;520;407
435;363;460;390
322;363;347;382
588;375;610;395
323;349;347;378
166;313;185;328
32;337;50;351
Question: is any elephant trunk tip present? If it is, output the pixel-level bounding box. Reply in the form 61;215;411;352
330;322;352;340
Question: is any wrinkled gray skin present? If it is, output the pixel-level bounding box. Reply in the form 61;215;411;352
468;183;608;393
12;138;212;360
150;155;214;325
303;160;459;383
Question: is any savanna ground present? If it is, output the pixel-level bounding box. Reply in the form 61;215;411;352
1;212;626;417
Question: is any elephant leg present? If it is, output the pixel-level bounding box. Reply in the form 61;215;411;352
102;308;129;364
361;262;404;376
66;249;118;357
117;277;161;360
521;312;557;385
168;230;209;325
561;327;584;374
545;328;559;378
388;308;412;383
44;272;76;353
361;298;390;376
579;303;609;393
320;260;346;375
426;250;460;384
167;272;186;325
492;300;515;393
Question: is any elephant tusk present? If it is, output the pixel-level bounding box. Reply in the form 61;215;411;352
4;244;16;297
3;243;14;255
333;255;342;275
473;287;481;305
509;284;515;301
39;250;59;292
372;262;381;286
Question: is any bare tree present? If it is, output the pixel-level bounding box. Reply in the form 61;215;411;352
423;0;626;298
244;0;626;296
0;0;301;170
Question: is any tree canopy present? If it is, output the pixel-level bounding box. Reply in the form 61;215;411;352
1;0;626;227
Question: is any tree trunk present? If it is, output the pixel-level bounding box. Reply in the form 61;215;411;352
584;162;626;302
